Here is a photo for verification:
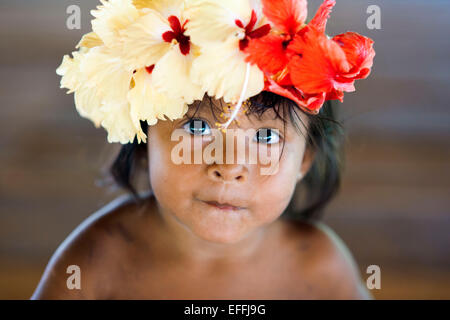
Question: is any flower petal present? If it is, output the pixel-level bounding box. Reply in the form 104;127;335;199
133;0;184;19
309;0;336;34
184;0;252;45
152;47;205;104
326;89;344;103
80;46;133;103
249;0;264;22
76;32;104;49
91;0;140;48
100;100;146;144
119;10;172;70
57;50;106;127
74;84;105;128
288;26;353;94
245;34;289;75
261;0;307;35
128;68;188;128
56;52;84;93
264;77;325;114
132;0;152;9
190;40;264;103
333;32;376;79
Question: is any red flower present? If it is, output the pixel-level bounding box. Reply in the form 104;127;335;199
244;0;345;113
243;0;375;113
309;0;336;33
264;75;327;114
288;27;376;103
245;0;336;74
288;25;354;95
261;0;308;35
332;32;376;80
244;34;290;74
245;0;310;75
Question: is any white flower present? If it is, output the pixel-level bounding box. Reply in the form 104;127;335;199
184;0;268;103
56;51;104;128
128;68;189;131
119;0;204;104
190;39;264;104
57;45;147;143
91;0;141;48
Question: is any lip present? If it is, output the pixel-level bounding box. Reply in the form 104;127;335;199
199;199;246;211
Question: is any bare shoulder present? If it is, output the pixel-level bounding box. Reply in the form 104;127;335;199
280;219;373;300
31;193;152;300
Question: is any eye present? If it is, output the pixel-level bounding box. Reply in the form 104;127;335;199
183;118;212;136
253;128;281;144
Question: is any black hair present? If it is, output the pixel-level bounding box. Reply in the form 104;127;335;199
109;91;343;222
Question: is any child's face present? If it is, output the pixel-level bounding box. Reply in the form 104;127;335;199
147;97;312;244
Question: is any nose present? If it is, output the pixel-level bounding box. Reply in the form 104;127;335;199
207;164;248;183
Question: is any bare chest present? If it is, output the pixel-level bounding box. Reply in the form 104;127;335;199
102;244;320;299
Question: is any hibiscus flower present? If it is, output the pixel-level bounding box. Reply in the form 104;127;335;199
91;0;141;49
245;0;375;114
184;0;271;105
119;0;204;105
57;0;195;144
78;46;148;144
56;0;376;144
288;27;376;108
56;50;105;129
56;0;151;143
128;67;188;134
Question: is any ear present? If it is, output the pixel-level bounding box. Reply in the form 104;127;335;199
296;145;316;183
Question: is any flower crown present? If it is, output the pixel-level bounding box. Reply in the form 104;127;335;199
57;0;375;144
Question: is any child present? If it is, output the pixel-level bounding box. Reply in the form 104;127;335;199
32;0;375;299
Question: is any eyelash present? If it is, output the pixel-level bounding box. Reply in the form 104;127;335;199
182;118;283;144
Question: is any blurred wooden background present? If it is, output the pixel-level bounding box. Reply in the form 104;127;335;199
0;0;449;299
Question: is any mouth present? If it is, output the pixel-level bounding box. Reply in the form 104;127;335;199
198;199;246;211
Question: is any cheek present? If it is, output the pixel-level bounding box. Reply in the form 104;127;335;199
251;142;304;221
148;135;197;208
147;126;209;225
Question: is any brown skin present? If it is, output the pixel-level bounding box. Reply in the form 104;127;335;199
31;97;372;299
